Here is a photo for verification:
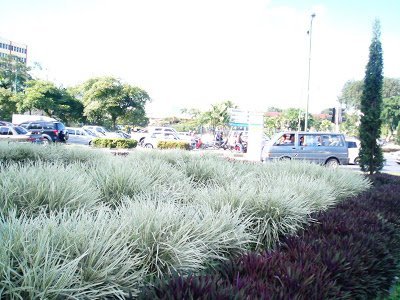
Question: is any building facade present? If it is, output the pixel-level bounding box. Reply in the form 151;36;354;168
0;36;28;64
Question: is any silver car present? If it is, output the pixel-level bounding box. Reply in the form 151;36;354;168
66;127;93;145
0;125;44;144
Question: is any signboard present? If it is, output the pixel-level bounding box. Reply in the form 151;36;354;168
228;109;264;161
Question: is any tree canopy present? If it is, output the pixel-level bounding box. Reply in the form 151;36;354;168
17;80;84;124
339;77;400;110
77;77;150;128
0;55;32;92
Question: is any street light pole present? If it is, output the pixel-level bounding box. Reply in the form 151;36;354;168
304;13;316;132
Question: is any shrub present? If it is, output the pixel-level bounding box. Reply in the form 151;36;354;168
140;175;400;299
157;140;191;150
0;141;109;165
88;157;194;205
0;209;144;299
92;137;137;149
0;162;101;216
118;198;252;280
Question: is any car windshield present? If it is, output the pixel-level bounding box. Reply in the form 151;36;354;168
14;126;28;134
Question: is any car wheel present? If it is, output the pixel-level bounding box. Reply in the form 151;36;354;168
88;140;92;146
325;158;339;169
279;156;291;161
354;157;360;165
144;143;153;149
42;138;51;146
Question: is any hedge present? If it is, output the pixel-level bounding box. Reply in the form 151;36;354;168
157;140;191;150
91;138;137;149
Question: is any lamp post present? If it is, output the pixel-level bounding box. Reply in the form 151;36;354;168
304;13;316;132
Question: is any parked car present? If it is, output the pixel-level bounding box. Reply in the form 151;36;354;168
131;126;193;145
19;120;68;144
0;125;44;144
261;131;349;168
0;120;13;126
346;138;360;164
142;132;192;149
82;125;108;137
115;130;132;139
66;127;93;145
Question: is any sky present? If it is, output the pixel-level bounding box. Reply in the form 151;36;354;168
1;0;400;117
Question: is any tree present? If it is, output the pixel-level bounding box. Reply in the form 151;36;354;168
19;80;57;115
340;113;359;137
359;20;384;174
0;88;18;120
339;77;400;110
78;77;150;128
281;108;305;131
200;100;237;133
381;96;400;138
0;55;32;92
18;80;84;124
338;80;364;110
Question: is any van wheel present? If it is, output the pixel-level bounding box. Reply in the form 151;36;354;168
325;158;339;169
145;143;153;149
354;157;360;165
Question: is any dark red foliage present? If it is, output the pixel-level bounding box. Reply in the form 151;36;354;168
137;175;400;299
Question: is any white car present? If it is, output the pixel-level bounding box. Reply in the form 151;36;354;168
142;132;186;149
346;138;360;164
82;125;108;137
66;127;93;145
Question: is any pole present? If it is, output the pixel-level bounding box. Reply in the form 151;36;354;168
304;13;316;132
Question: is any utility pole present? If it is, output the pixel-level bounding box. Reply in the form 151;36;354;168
304;13;316;132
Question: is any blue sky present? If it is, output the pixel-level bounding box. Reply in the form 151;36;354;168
1;0;399;117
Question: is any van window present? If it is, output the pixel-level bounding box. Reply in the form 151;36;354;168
68;129;76;135
275;134;295;146
328;135;344;147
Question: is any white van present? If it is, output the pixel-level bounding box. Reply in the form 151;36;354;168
261;131;349;168
346;138;360;164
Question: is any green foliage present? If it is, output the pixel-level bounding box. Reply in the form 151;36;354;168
359;20;384;174
340;113;360;137
282;108;304;131
0;141;109;165
77;77;150;128
199;101;236;132
314;119;334;132
157;140;191;150
17;80;84;124
0;145;372;298
92;137;138;149
0;87;18;120
339;77;400;110
0;55;32;92
0;209;144;299
381;96;400;134
396;122;400;145
0;163;101;216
